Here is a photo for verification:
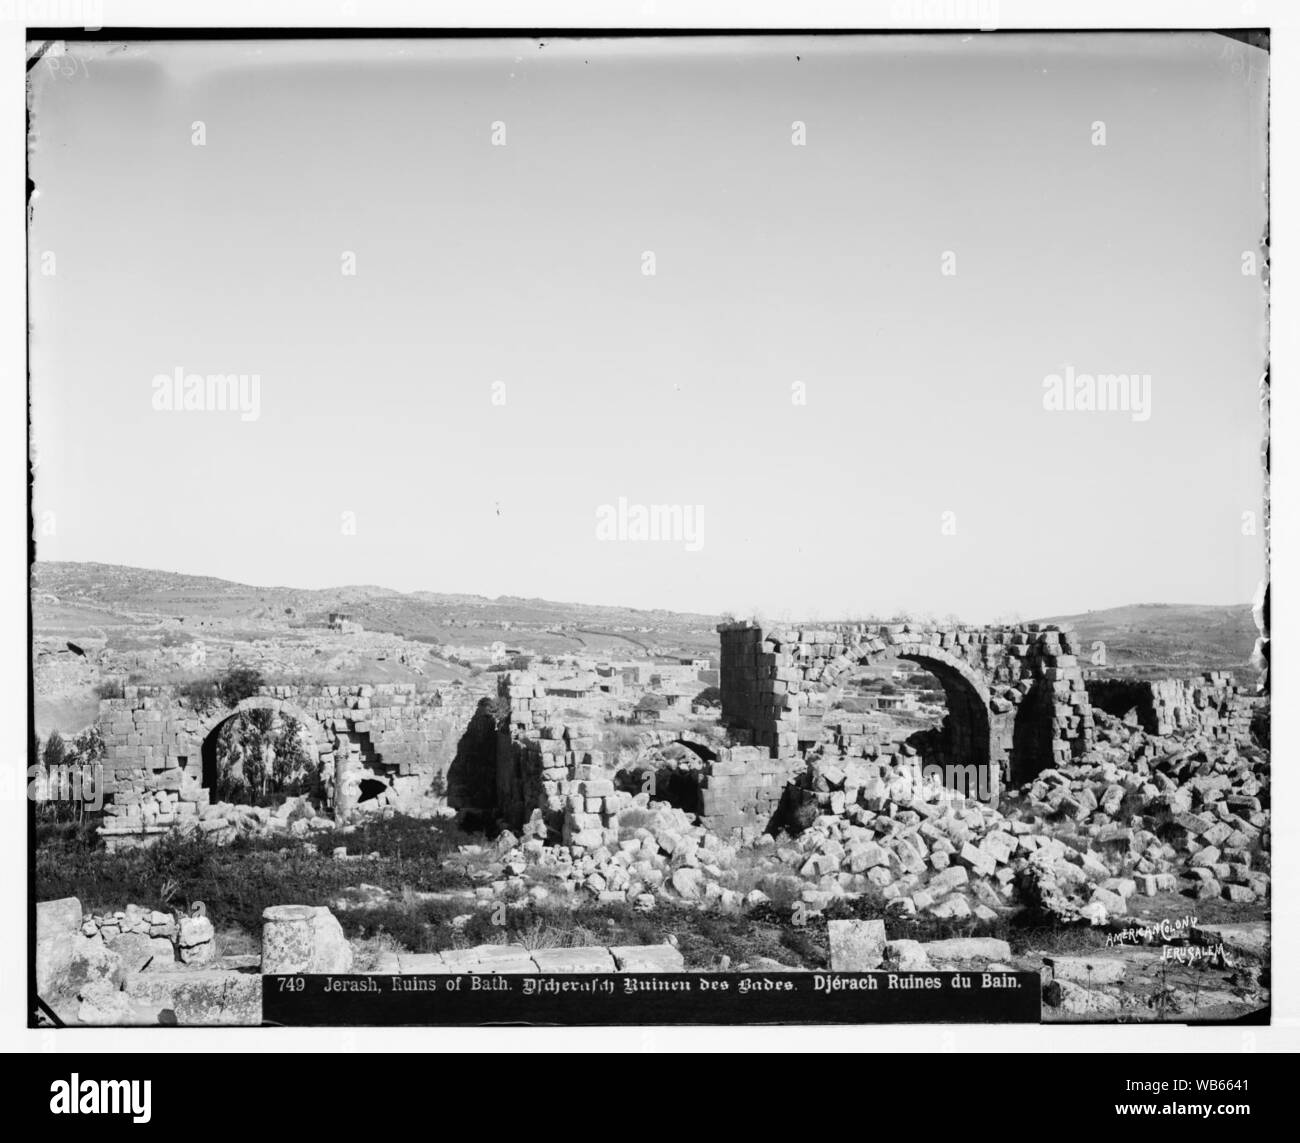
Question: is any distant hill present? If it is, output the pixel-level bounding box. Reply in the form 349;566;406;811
31;564;1261;678
31;562;723;658
1035;603;1263;679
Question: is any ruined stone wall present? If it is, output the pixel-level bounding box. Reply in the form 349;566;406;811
493;671;798;836
493;672;630;840
717;620;1094;816
93;682;486;843
1085;673;1261;740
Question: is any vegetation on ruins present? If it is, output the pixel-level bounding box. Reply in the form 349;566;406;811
210;709;317;806
32;725;106;825
177;663;267;715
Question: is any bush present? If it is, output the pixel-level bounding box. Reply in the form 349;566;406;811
218;664;265;707
176;677;221;714
93;679;125;699
693;686;722;708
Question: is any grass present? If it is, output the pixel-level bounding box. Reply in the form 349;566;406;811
34;814;482;937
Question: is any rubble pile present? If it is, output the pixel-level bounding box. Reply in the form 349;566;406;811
473;708;1268;928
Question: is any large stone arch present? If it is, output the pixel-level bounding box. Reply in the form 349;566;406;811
717;620;1094;806
817;640;998;792
192;696;334;799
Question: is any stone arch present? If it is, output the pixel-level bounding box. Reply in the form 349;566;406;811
194;696;332;796
673;735;718;763
823;640;998;791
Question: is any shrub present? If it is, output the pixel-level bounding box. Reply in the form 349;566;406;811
218;664;265;707
176;677;222;715
93;678;125;699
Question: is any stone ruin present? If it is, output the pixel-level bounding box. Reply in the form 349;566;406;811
84;682;485;849
480;619;1264;841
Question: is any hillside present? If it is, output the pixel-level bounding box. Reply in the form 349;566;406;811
1035;602;1263;678
31;562;723;659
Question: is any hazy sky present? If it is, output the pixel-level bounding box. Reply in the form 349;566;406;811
28;33;1268;622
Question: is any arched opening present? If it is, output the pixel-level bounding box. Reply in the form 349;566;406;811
897;652;991;775
1010;681;1056;785
198;703;323;807
816;647;995;803
614;741;707;817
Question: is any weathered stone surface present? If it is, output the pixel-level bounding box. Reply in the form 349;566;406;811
77;981;135;1025
440;944;537;973
609;944;686;972
396;953;450;974
178;916;216;965
928;866;970;896
37;933;124;1002
260;905;352;974
670;867;705;900
530;947;617;974
827;919;887;971
37;897;83;940
883;939;931;970
123;970;262;1025
1043;978;1122;1016
1045;956;1127;985
146;937;176;967
919;937;1012;963
1191;922;1269;960
106;932;156;975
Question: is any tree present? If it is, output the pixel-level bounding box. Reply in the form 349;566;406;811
218;664;265;707
41;730;67;771
693;686;722;708
213;708;317;805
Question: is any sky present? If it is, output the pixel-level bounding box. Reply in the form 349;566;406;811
27;32;1269;622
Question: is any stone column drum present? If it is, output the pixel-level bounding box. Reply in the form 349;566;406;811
261;905;319;974
261;904;354;974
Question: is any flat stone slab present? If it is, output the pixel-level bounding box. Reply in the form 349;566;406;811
123;970;262;1025
1044;956;1127;985
396;953;451;974
529;947;617;974
440;945;537;974
609;944;686;972
919;938;1012;964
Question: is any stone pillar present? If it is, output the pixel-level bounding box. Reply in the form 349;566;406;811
334;746;351;824
261;905;318;974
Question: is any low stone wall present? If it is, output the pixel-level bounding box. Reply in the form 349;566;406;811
1085;673;1262;739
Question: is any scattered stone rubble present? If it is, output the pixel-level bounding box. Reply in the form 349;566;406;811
467;700;1268;934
